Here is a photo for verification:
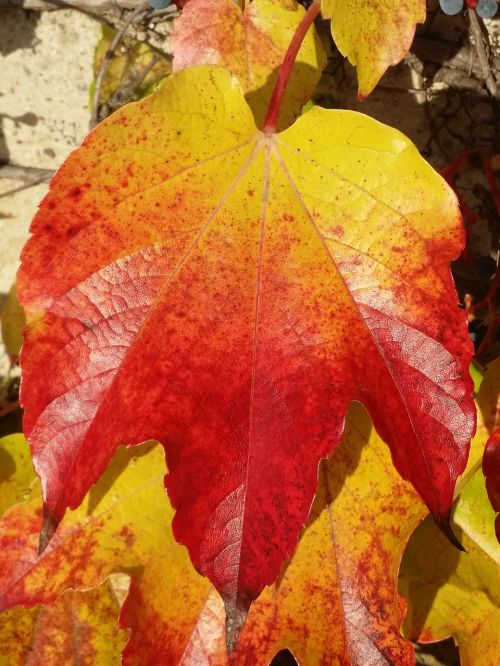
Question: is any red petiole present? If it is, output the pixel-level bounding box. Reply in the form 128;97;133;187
263;0;321;133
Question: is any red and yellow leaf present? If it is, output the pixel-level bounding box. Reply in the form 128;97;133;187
0;582;127;665
151;404;427;665
321;0;426;98
171;0;326;128
0;440;215;664
17;66;474;638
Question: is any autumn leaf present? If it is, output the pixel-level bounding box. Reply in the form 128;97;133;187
0;439;216;664
1;284;26;362
0;582;127;665
400;459;500;666
321;0;426;98
159;403;427;665
0;435;127;664
171;0;326;128
18;66;474;642
0;434;34;518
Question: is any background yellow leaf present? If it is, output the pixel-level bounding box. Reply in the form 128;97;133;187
0;440;212;664
400;467;500;666
0;284;26;361
321;0;426;98
0;582;127;666
0;434;34;518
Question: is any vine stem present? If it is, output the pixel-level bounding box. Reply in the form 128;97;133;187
90;1;149;129
263;0;321;133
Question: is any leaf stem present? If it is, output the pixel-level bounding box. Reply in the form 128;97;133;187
263;0;321;133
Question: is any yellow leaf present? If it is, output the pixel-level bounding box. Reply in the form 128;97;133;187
0;434;34;518
321;0;426;98
400;468;500;666
0;582;127;666
1;284;26;360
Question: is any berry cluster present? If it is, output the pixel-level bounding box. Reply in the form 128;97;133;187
439;0;498;17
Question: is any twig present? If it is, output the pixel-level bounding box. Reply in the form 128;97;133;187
89;1;150;129
0;0;141;10
0;178;49;199
0;164;54;198
130;53;161;87
0;164;54;181
467;8;500;99
107;52;162;110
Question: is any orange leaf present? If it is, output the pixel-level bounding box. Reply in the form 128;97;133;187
162;404;426;665
18;66;474;641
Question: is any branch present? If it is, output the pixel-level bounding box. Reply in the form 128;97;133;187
0;164;54;198
0;0;142;10
0;164;54;181
467;8;500;99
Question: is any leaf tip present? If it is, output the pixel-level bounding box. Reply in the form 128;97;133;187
435;515;466;553
38;506;59;555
